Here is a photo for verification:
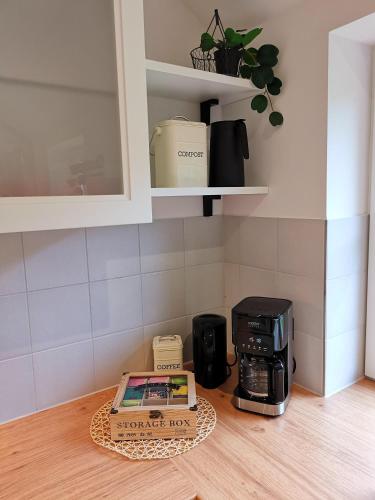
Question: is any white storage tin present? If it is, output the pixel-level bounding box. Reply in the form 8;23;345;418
151;119;207;187
153;335;183;372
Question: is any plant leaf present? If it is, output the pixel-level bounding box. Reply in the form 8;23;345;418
240;64;253;79
251;66;274;88
269;111;284;126
251;94;268;113
267;77;282;95
257;44;279;66
241;27;262;47
243;47;258;66
200;32;216;51
258;44;279;57
224;27;243;48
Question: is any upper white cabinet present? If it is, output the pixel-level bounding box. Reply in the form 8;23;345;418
0;0;152;233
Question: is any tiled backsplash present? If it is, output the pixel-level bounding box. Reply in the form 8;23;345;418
0;213;368;422
224;216;326;395
0;217;224;422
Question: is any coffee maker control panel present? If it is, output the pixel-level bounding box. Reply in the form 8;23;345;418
236;331;274;356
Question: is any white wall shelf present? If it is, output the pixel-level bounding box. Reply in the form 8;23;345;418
151;186;269;197
146;59;257;105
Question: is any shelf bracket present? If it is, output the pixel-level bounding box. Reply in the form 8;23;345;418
203;195;221;217
201;99;220;216
200;98;219;126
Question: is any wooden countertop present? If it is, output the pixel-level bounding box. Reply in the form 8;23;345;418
1;378;375;500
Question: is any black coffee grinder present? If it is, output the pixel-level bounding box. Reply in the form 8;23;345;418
232;297;294;416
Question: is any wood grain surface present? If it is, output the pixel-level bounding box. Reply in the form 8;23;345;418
1;378;375;500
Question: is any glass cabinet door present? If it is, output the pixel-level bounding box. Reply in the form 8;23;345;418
0;0;151;231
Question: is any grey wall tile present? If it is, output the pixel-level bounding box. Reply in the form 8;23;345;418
23;229;88;290
239;266;276;299
142;269;185;325
0;294;31;361
0;233;26;295
139;219;184;273
224;215;241;264
293;331;323;395
90;275;143;337
278;219;325;278
86;225;140;281
143;317;187;370
94;328;145;389
326;215;369;279
185;263;224;314
240;217;277;270
33;341;94;409
28;284;91;351
325;328;365;396
224;263;241;308
184;216;223;266
326;272;367;338
0;355;36;422
276;273;324;340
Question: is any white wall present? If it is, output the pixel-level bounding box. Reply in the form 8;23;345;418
143;0;202;67
324;14;375;389
327;35;372;219
223;0;375;220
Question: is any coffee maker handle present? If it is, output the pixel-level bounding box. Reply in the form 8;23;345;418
272;360;285;403
235;120;249;160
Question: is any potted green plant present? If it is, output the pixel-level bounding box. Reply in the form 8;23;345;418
200;27;262;77
240;44;284;126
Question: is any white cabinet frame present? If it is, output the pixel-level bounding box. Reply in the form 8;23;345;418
0;0;152;233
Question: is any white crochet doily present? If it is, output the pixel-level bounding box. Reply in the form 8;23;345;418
90;396;216;460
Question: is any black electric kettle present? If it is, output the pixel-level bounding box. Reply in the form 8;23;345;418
209;119;249;187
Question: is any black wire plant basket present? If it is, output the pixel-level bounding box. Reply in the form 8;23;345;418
190;46;216;72
190;9;242;76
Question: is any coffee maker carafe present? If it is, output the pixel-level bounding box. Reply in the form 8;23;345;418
232;297;294;416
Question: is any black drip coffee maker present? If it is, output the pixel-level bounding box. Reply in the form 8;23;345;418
232;297;294;416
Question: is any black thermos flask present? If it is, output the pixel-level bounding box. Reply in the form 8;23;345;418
193;314;228;389
209;119;249;187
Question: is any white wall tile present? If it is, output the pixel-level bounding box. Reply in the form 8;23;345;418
90;276;143;337
0;233;26;295
326;272;367;338
28;284;91;351
184;216;223;266
239;266;276;299
86;225;140;281
224;215;241;264
143;317;187;370
293;331;323;395
0;355;36;422
326;215;368;279
142;269;185;325
224;263;241;308
325;328;365;396
33;341;94;409
23;229;88;290
139;219;184;273
278;219;325;278
185;263;224;314
240;217;277;270
94;328;145;389
276;273;324;339
0;294;31;361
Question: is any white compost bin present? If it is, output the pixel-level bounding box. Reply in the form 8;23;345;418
151;119;207;187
